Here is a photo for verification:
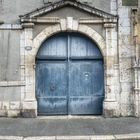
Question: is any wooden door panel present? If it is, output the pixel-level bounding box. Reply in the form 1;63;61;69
36;32;104;115
36;61;68;115
68;61;104;114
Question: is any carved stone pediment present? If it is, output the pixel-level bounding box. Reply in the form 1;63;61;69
20;0;118;23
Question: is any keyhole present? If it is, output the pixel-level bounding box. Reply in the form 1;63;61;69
50;84;56;91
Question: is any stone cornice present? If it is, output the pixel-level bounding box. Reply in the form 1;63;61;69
79;18;117;24
20;17;117;25
21;17;60;24
0;24;22;30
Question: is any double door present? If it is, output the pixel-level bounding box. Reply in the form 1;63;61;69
36;33;104;115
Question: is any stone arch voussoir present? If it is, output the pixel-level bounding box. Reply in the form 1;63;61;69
33;24;106;58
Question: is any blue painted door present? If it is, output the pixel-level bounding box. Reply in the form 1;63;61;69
36;32;104;115
36;62;68;115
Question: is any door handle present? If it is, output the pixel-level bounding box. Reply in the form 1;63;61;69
50;84;56;91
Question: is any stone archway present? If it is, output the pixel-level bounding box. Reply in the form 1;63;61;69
33;24;106;58
21;21;119;117
35;32;104;115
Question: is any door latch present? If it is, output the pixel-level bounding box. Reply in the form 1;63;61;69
50;84;56;91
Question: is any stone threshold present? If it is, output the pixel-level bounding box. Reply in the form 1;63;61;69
1;133;140;140
37;115;103;120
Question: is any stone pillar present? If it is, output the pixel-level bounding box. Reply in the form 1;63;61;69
103;23;120;117
21;23;37;117
117;0;135;116
134;65;140;117
133;8;140;117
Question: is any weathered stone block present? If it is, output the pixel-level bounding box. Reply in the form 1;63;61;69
137;23;140;44
103;101;120;117
2;102;9;110
104;108;119;117
25;29;33;40
91;135;115;140
119;45;135;58
72;20;78;31
22;101;37;110
60;19;66;31
24;136;55;140
115;134;140;140
106;30;117;40
118;7;130;18
111;0;117;11
119;58;133;82
106;56;114;69
33;39;41;49
25;39;33;47
119;18;131;27
67;17;73;30
10;102;21;110
57;136;90;140
120;91;131;104
121;83;133;92
52;24;61;33
119;26;131;35
120;103;134;116
20;44;25;56
21;109;37;118
78;25;88;33
0;136;23;140
0;110;7;117
119;34;132;45
7;110;21;117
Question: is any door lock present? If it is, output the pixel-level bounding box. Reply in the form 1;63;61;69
50;84;56;91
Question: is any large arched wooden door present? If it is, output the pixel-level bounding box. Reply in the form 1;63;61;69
36;32;104;115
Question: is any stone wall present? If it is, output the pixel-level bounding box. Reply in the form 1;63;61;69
0;29;22;117
0;30;21;81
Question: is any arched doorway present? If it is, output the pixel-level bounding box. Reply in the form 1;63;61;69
36;32;104;115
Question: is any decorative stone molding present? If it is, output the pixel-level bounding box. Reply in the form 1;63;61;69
133;63;140;117
131;8;140;117
104;23;117;28
19;0;119;118
20;0;117;21
22;23;34;28
0;81;25;87
19;15;121;117
79;18;118;24
103;18;120;116
21;17;60;24
0;24;22;30
32;22;106;57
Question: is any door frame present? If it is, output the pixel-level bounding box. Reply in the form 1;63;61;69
21;19;119;117
36;32;104;115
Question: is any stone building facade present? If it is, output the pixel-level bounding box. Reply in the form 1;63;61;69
0;0;139;117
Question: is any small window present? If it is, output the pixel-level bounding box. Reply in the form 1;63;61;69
122;0;138;6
